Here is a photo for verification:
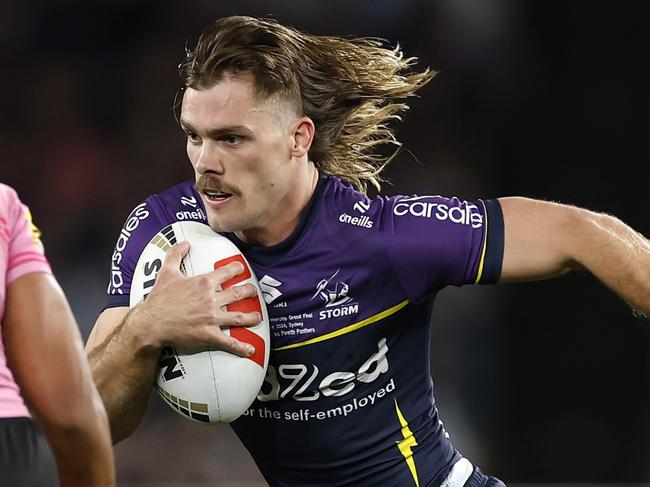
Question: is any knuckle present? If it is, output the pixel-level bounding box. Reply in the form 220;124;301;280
197;275;212;289
228;261;243;276
209;295;221;309
165;246;180;259
230;286;242;301
240;288;250;300
224;336;238;350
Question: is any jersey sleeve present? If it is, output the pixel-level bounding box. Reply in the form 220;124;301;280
3;185;51;285
105;196;169;309
385;195;504;302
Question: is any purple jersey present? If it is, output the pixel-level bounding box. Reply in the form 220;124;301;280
106;175;504;486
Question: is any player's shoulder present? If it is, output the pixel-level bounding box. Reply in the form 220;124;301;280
318;177;461;230
0;183;20;215
319;177;489;234
124;179;206;226
0;182;18;199
117;179;208;243
108;180;206;296
319;176;388;232
0;183;18;242
389;194;486;227
0;183;35;232
153;180;207;223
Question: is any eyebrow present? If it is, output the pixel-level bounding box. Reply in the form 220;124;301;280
179;120;250;138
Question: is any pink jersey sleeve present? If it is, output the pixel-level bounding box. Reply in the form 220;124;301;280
0;183;51;418
1;184;51;286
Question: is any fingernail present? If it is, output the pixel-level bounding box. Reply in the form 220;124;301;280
255;312;262;322
246;344;255;356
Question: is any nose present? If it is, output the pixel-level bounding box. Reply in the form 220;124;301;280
194;141;225;175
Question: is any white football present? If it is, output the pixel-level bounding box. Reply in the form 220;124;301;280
129;221;270;424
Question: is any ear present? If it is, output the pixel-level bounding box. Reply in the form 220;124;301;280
290;117;315;159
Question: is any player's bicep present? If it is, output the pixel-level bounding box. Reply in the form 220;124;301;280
499;196;582;283
86;306;130;355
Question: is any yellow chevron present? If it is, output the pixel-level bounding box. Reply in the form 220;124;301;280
395;399;419;487
474;199;489;284
24;208;43;246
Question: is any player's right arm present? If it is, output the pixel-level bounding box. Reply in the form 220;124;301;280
4;272;116;486
85;306;156;444
86;241;261;443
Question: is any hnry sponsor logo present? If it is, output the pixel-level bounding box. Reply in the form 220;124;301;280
258;337;389;402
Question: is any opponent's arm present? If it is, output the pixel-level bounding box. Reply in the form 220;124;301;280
86;242;261;443
499;197;650;315
4;272;115;487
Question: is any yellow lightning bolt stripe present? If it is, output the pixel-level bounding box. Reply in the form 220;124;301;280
24;208;43;245
473;199;489;284
394;399;420;487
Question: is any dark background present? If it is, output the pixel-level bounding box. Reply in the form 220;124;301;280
2;1;648;484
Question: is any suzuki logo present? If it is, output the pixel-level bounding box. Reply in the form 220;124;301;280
259;275;283;304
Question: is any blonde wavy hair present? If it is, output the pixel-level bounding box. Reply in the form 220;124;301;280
179;16;434;193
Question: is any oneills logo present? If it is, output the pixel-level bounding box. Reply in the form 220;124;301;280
338;199;373;228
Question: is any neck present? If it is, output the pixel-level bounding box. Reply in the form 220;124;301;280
235;163;319;247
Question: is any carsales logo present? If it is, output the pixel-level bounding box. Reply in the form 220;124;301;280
109;202;150;293
393;197;483;228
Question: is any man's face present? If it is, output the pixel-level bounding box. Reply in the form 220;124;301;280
180;73;298;238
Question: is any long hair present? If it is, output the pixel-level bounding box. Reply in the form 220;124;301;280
179;16;435;193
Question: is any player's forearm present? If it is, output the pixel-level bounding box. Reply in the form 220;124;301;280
88;309;161;443
4;273;116;483
41;394;115;486
36;347;116;485
571;209;650;315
